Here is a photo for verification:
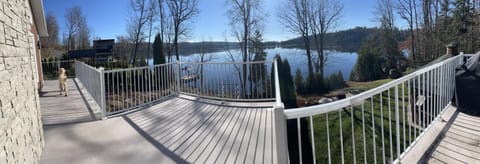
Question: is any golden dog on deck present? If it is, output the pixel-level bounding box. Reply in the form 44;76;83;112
58;68;68;96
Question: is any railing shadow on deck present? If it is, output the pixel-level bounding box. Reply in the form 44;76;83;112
418;109;460;162
122;116;190;164
120;95;275;163
40;78;97;126
120;97;225;164
421;110;480;163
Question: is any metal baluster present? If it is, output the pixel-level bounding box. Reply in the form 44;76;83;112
121;71;125;110
408;79;412;146
297;118;303;164
106;72;110;113
380;92;385;164
413;75;417;138
340;109;345;164
388;89;393;163
326;113;331;164
427;71;431;124
395;86;401;160
422;73;426;129
149;66;152;102
371;97;376;164
310;116;316;164
440;65;447;108
350;105;357;164
402;82;406;151
361;103;367;164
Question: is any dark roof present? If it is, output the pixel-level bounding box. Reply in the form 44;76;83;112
68;49;96;58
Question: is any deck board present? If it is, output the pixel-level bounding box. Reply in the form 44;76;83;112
203;107;243;163
40;79;95;125
124;97;277;164
424;108;480;164
212;108;250;163
191;107;236;163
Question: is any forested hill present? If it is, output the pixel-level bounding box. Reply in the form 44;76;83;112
280;27;381;52
175;27;408;54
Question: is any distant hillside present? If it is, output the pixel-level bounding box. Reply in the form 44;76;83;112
177;42;239;55
280;27;378;52
176;41;279;55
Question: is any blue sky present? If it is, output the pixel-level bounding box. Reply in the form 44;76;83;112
43;0;383;42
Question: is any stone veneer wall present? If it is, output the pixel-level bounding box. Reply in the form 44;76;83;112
0;0;44;163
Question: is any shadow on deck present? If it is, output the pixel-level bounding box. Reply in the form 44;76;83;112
40;79;96;126
39;80;278;164
425;109;480;163
400;105;480;163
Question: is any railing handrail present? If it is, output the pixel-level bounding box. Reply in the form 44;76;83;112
42;59;75;64
284;53;465;119
178;60;275;65
273;58;283;108
77;60;103;73
103;62;176;73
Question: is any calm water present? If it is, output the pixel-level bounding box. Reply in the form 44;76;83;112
148;48;358;80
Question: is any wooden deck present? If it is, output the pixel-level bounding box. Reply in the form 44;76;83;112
125;95;278;164
426;109;480;163
39;79;278;164
40;79;96;125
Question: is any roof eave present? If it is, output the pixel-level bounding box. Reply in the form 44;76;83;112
30;0;48;37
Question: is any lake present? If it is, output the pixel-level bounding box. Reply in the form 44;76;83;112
148;47;358;80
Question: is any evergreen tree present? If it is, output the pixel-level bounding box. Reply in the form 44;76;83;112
451;0;477;53
152;33;166;65
248;30;267;97
351;33;386;82
294;69;305;94
271;55;297;108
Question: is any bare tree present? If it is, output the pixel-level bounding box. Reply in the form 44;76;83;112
279;0;314;86
396;0;417;66
146;0;158;61
127;0;151;66
114;35;132;63
309;0;343;78
77;21;91;49
40;12;59;58
166;0;199;61
375;0;401;70
64;6;86;51
196;39;214;93
157;0;175;62
226;0;265;98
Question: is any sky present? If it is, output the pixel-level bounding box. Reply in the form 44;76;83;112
43;0;383;42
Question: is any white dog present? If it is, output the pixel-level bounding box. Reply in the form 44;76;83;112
58;68;68;96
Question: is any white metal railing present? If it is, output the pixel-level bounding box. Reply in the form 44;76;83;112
178;61;275;101
73;60;276;117
280;54;465;163
103;63;177;115
75;61;106;117
42;60;75;79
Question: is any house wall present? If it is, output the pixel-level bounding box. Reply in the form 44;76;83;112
0;0;44;163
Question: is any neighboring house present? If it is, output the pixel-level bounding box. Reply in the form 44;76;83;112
68;39;114;62
0;0;48;163
93;39;114;62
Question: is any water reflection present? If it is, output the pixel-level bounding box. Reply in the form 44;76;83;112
148;47;358;80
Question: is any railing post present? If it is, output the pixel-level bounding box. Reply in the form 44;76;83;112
274;59;282;107
274;104;288;164
395;86;401;159
273;58;289;164
176;61;181;95
99;67;107;119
